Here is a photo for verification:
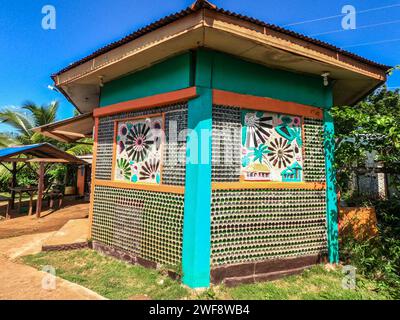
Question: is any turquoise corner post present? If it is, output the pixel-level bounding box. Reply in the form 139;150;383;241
323;88;339;264
182;87;213;288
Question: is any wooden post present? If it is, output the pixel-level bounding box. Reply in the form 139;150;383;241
28;192;33;216
17;192;22;214
36;162;45;218
5;199;11;220
10;162;16;209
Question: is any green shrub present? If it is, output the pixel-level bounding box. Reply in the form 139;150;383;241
340;197;400;299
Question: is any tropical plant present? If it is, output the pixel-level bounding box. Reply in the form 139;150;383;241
334;84;400;299
0;101;92;191
332;85;400;194
340;196;400;299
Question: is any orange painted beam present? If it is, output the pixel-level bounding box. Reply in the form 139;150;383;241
94;179;185;194
212;181;326;190
213;89;323;119
94;87;198;118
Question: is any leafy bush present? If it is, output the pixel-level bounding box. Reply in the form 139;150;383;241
340;197;400;299
47;165;67;185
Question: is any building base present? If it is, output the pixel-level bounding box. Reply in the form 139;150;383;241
211;254;327;287
42;242;88;252
92;241;182;281
92;241;326;287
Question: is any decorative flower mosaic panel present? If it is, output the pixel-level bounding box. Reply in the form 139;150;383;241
241;110;303;182
115;116;163;184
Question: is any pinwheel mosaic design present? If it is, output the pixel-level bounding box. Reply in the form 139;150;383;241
115;116;163;184
241;111;273;148
267;137;294;169
241;110;303;182
139;158;161;183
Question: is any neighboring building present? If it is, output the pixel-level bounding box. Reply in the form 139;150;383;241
349;150;399;200
338;135;394;200
351;150;387;199
37;1;390;288
77;155;92;199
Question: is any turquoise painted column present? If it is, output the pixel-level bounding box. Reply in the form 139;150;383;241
323;88;339;263
182;87;213;288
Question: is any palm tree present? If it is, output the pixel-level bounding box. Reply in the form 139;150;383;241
0;101;92;186
0;101;92;154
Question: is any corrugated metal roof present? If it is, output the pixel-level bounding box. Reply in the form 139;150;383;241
52;0;391;78
0;143;85;163
0;144;43;158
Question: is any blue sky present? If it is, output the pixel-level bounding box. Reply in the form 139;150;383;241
0;0;399;133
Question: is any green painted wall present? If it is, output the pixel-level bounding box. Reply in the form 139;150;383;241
99;53;193;107
196;49;327;108
96;48;337;285
100;49;328;109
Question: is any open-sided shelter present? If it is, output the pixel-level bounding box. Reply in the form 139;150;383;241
0;143;86;217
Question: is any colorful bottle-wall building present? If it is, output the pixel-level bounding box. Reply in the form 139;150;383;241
45;1;389;288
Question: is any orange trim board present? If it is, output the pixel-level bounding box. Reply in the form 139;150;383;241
94;179;185;194
94;87;198;118
213;89;323;119
94;180;325;193
212;182;326;190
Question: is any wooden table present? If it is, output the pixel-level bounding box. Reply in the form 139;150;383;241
9;187;38;216
0;196;12;219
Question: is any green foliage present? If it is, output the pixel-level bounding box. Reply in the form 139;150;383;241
16;166;38;187
332;86;400;192
0;101;58;145
333;83;400;300
0;101;92;191
340;197;400;299
47;165;67;184
0;163;38;191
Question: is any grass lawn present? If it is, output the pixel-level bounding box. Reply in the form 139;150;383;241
21;249;392;300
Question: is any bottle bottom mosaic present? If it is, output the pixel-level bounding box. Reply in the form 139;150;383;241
211;189;328;266
91;186;327;280
91;185;184;267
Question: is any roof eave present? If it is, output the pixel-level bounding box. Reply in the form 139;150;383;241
51;3;390;110
33;113;94;143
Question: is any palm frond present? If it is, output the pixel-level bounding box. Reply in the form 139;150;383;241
0;108;33;138
66;139;93;156
30;131;57;144
0;133;18;148
0;165;11;185
22;101;58;127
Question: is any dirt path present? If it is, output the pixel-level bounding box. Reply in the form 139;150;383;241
0;227;104;300
0;232;55;259
0;256;105;300
0;201;89;239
